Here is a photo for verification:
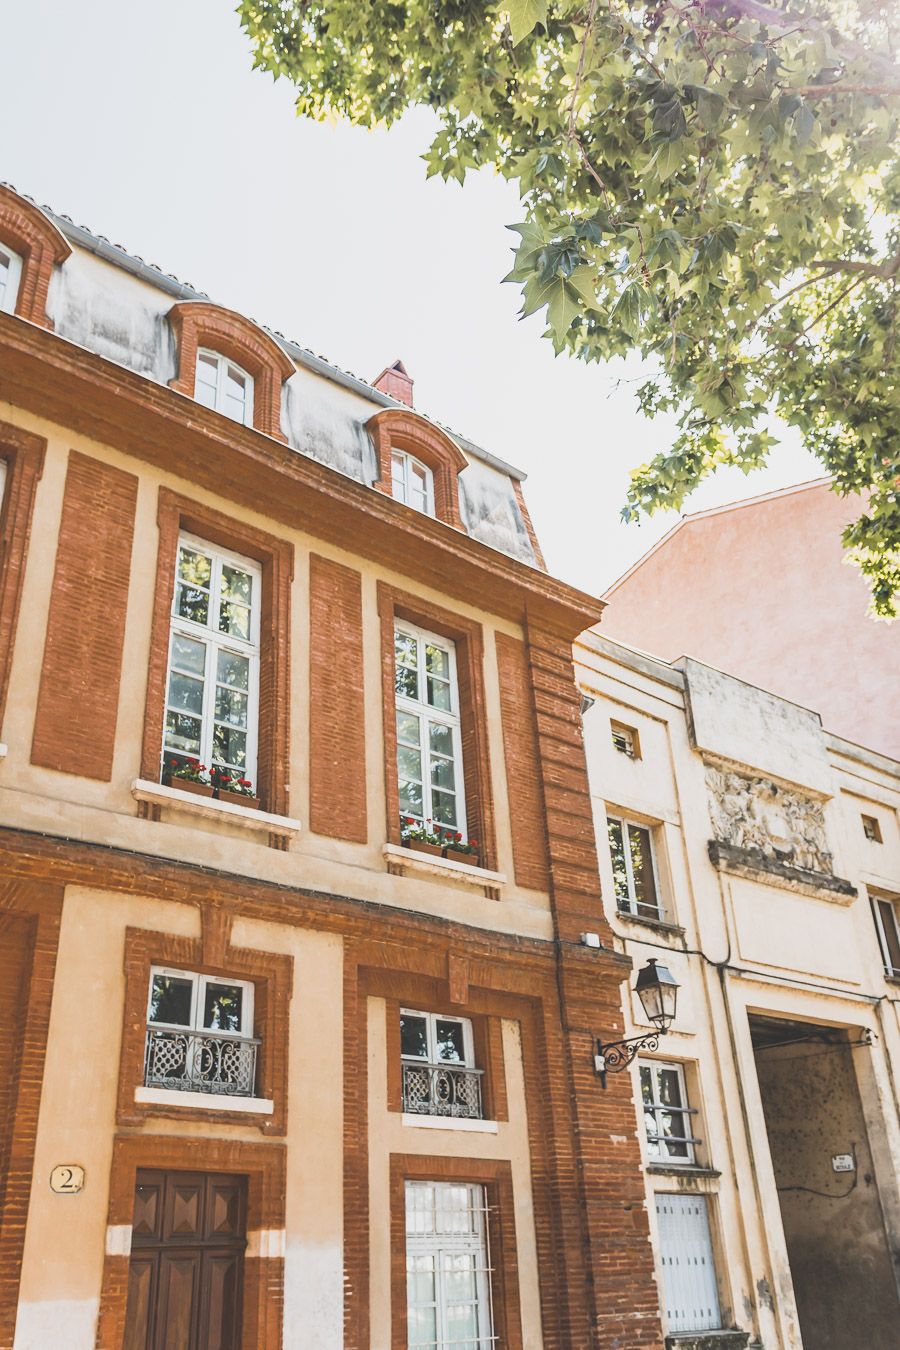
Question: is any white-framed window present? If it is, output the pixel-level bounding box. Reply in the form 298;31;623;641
639;1060;696;1165
147;966;255;1038
194;348;254;425
0;243;23;315
401;1009;476;1067
872;893;900;978
163;534;261;782
611;721;640;759
405;1181;494;1350
607;814;661;920
655;1194;721;1333
394;621;466;834
391;449;434;516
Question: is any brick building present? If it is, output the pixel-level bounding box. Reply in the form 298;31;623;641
0;185;664;1350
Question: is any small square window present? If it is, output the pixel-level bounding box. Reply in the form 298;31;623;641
611;721;640;759
862;814;882;843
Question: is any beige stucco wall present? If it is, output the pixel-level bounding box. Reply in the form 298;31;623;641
575;629;900;1350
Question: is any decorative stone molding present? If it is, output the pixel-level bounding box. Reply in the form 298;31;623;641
704;762;832;874
707;839;856;903
367;408;467;528
0;185;71;328
168;300;294;441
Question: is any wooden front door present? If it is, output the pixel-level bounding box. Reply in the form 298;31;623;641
124;1169;246;1350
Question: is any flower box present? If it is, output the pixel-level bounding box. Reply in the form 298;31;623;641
217;788;260;810
164;776;214;798
405;839;444;858
443;847;480;867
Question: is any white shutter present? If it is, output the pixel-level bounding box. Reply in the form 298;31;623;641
655;1194;721;1333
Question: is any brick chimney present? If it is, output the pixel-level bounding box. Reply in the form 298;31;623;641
372;359;413;408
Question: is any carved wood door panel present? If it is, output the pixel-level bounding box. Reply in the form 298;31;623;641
124;1169;246;1350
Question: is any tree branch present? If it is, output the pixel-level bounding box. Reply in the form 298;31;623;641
811;254;900;279
792;83;899;97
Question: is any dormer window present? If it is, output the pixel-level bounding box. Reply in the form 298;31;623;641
391;448;434;516
0;244;23;315
195;349;254;426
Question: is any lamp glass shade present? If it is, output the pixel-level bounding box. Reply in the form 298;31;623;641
634;959;679;1030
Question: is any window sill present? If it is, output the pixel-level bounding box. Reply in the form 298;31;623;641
383;843;506;896
132;779;301;839
647;1163;721;1180
401;1113;499;1134
615;909;685;940
134;1085;274;1115
665;1332;750;1350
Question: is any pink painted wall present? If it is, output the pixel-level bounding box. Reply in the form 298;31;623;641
601;482;900;758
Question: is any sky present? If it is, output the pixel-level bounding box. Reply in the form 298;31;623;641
2;0;821;596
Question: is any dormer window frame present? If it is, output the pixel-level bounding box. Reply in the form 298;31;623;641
0;243;23;316
391;447;435;517
367;409;467;530
0;185;72;328
195;348;255;428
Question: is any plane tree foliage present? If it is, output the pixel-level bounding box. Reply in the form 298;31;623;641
239;0;900;613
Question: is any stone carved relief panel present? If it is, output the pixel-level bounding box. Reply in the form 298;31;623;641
704;763;833;875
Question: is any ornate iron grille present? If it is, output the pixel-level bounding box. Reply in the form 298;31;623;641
402;1060;484;1119
144;1027;260;1097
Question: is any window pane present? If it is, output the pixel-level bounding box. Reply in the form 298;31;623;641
407;1305;437;1348
171;633;206;676
397;711;420;746
165;711;201;756
431;790;457;827
225;365;246;398
212;723;247;768
435;1020;465;1063
406;1182;436;1234
399;779;423;817
425;644;449;678
221;565;252;606
203;982;244;1032
640;1065;653;1104
219;600;250;640
215;685;248;728
441;1186;472;1233
878;900;900;972
657;1067;683;1108
607;818;630;905
411;462;428;492
395;630;418;669
167;670;204;717
176;582;210;627
430;755;455;791
428;723;453;757
401;1013;429;1060
196;353;218;386
149;974;193;1026
398;744;423;783
178;547;212;589
216;649;250;690
426;676;451;711
630;825;659;915
395;666;418;699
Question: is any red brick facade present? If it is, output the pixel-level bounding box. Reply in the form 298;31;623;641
0;186;71;329
31;450;138;779
0;420;45;738
495;631;552;892
308;553;368;842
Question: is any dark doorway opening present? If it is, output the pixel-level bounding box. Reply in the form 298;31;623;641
124;1168;246;1350
750;1014;899;1349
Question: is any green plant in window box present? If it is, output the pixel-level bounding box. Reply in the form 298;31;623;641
442;832;480;868
212;768;260;810
164;758;214;798
400;816;445;856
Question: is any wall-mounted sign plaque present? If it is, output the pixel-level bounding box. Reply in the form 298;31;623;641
831;1153;855;1174
50;1164;85;1194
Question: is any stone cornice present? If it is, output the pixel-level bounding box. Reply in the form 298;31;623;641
0;315;601;636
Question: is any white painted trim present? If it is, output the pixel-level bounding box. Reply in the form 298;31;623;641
106;1225;133;1256
0;743;7;759
131;779;300;837
246;1228;286;1258
383;843;505;889
134;1085;274;1114
401;1113;499;1133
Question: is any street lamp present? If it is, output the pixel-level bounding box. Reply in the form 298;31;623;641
594;959;680;1088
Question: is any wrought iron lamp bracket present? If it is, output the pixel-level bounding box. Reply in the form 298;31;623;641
594;1029;665;1088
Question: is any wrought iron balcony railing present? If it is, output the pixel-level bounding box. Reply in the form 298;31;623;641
402;1060;484;1119
144;1026;260;1097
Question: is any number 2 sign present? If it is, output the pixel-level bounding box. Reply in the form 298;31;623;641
50;1164;84;1194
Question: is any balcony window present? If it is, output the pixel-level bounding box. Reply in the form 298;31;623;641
608;814;661;921
163;534;260;785
872;894;900;978
401;1009;483;1119
0;243;22;315
391;448;434;516
639;1059;697;1164
395;621;466;836
195;348;254;426
405;1181;494;1350
144;966;259;1097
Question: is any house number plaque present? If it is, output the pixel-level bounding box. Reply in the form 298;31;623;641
50;1164;84;1194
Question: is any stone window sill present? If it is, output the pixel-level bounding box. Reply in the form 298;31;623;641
401;1113;499;1134
383;843;506;897
665;1332;750;1350
615;909;685;940
134;1085;274;1115
132;778;301;839
647;1163;721;1180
